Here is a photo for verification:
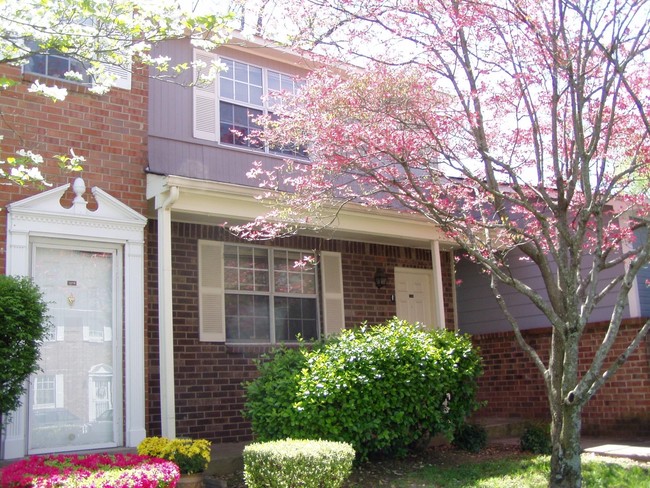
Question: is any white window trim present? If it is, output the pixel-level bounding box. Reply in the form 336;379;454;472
198;239;345;345
32;375;59;410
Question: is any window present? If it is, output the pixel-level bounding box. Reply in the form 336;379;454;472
23;44;131;90
193;50;306;157
33;375;57;409
223;245;318;343
24;50;92;84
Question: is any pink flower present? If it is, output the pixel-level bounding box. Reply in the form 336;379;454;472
0;453;180;487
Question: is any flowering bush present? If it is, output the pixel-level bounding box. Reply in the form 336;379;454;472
137;437;211;475
0;452;179;487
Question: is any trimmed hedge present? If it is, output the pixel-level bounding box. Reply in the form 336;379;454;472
243;439;355;488
245;318;483;460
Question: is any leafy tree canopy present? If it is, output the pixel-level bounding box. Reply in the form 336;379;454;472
0;0;234;185
238;1;650;486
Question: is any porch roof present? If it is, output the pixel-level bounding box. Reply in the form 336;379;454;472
146;173;455;250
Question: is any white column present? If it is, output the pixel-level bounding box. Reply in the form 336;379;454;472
125;239;147;446
157;187;179;439
430;240;447;330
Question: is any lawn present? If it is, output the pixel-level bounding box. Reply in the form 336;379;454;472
220;444;650;488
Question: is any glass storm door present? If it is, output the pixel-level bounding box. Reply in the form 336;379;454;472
28;242;121;453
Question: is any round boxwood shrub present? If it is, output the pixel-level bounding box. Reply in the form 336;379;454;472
243;439;355;488
244;318;483;460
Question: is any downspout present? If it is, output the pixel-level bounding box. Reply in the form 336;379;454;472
156;186;179;438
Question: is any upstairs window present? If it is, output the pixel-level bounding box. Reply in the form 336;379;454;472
193;50;306;157
219;59;264;149
24;50;92;84
22;43;131;90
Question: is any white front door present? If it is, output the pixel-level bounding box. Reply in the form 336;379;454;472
28;241;122;454
395;267;434;328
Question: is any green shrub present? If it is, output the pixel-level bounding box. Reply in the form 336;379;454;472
520;422;552;454
243;439;355;488
0;275;50;419
244;318;483;460
452;423;488;453
244;345;311;440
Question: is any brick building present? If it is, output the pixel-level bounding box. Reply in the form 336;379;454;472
1;32;649;460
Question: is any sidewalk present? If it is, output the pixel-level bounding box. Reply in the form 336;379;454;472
581;437;650;462
489;436;650;462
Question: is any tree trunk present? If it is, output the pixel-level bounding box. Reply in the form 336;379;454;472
549;403;583;488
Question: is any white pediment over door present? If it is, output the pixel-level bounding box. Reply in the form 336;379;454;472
7;177;146;243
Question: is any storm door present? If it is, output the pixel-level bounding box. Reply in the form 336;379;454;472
27;241;121;453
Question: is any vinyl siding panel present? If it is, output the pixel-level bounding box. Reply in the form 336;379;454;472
456;247;630;334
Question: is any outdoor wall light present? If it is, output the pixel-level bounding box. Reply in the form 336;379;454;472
374;267;387;289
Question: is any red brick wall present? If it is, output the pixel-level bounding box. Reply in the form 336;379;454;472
472;318;650;437
145;222;456;442
0;65;149;273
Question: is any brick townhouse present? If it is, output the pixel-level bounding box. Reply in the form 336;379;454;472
1;32;649;460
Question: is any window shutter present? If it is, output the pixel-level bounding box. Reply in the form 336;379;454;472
104;63;131;90
55;375;64;408
198;240;225;342
193;50;218;141
320;251;345;336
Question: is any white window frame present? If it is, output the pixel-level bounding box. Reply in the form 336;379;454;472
223;244;320;344
23;46;131;90
32;375;62;410
217;56;305;156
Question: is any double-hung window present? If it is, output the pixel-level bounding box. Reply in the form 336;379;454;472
223;245;318;343
33;375;57;409
198;241;344;344
193;51;306;157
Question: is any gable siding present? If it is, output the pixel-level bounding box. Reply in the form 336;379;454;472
456;247;630;334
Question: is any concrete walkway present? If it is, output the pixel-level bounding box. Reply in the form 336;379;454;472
581;438;650;462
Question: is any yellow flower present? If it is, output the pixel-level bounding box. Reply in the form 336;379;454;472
137;436;211;475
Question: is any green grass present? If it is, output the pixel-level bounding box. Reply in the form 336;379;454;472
396;455;650;488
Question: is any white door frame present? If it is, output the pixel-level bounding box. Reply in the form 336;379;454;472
3;178;146;459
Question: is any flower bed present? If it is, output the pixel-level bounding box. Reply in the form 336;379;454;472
0;452;180;487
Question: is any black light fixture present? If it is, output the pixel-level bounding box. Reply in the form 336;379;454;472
374;268;387;289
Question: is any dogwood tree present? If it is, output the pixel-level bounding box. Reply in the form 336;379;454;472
239;1;650;486
0;0;232;186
